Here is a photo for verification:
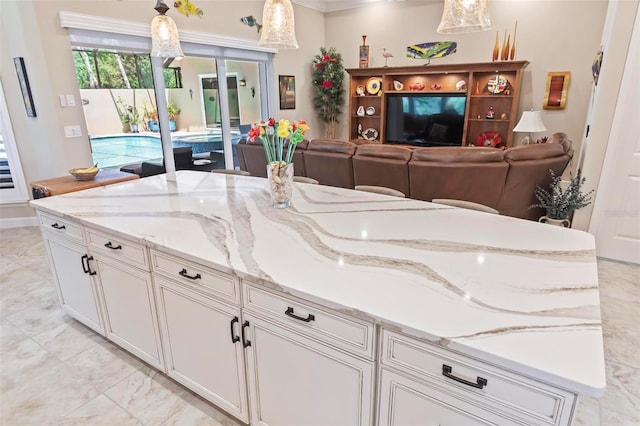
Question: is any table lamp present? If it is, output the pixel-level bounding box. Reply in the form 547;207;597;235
513;110;547;144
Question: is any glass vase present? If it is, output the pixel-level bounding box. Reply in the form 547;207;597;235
267;161;294;208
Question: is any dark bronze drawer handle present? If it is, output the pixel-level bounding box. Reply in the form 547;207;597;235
179;268;201;280
442;364;487;389
104;241;122;250
51;223;66;230
285;307;315;323
230;316;240;343
241;320;251;348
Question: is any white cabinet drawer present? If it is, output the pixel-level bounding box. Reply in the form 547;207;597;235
39;213;83;242
381;329;575;425
150;250;239;305
243;283;375;359
86;228;148;270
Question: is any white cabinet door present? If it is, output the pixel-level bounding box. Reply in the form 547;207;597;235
244;313;374;426
378;368;512;426
94;255;164;369
44;235;103;335
154;277;249;423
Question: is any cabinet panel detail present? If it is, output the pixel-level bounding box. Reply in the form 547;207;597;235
44;236;103;334
381;329;574;424
378;368;510;426
151;250;239;304
244;314;374;426
155;277;249;423
86;229;148;270
243;283;375;359
95;257;163;369
39;212;84;242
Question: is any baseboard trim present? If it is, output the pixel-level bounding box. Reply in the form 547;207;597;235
0;216;39;228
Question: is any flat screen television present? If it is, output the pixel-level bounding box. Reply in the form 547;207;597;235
385;93;467;147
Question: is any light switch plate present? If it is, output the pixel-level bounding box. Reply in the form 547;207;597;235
65;94;76;107
64;125;82;138
59;95;67;107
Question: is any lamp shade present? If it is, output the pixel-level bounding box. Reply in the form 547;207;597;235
151;13;184;58
259;0;299;49
437;0;493;34
513;110;547;132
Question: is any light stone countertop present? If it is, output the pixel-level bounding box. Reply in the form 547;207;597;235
30;171;606;397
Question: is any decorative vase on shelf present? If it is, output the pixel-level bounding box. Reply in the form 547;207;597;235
267;161;294;209
538;216;570;227
359;35;369;68
492;31;499;61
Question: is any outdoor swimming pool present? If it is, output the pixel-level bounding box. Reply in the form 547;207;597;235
90;132;242;169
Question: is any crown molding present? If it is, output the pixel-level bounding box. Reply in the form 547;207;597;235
58;11;277;53
292;0;405;13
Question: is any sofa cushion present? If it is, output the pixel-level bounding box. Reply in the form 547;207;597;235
504;143;565;161
355;144;413;161
353;145;412;196
308;139;357;155
411;147;504;162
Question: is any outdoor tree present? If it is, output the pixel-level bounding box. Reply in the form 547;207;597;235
312;47;345;139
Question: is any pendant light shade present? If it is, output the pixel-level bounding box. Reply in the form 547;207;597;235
151;0;184;58
437;0;493;34
259;0;299;50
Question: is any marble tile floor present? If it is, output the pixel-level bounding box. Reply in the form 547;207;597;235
1;226;638;425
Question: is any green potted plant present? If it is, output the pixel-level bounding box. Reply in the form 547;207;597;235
312;47;345;139
167;103;180;131
530;168;594;227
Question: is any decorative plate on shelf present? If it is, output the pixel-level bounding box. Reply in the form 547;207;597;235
366;106;376;116
355;85;366;96
486;75;510;94
366;77;382;95
362;128;379;141
476;131;503;147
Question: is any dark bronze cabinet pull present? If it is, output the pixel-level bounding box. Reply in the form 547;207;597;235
230;316;240;343
86;256;97;275
81;254;90;274
104;241;122;250
178;268;201;280
51;223;66;230
442;364;487;389
285;306;315;323
241;320;251;348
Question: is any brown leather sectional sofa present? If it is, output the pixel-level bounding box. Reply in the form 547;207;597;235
237;134;574;221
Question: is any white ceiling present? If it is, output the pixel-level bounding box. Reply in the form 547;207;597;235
291;0;407;13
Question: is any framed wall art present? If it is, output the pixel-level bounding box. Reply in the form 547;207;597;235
13;57;36;117
278;75;295;110
543;71;571;110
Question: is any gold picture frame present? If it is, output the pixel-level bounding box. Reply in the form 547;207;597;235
543;71;571;110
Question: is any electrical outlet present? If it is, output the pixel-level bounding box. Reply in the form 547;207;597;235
64;125;82;138
65;94;76;107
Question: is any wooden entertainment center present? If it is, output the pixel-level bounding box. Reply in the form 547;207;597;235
346;61;529;148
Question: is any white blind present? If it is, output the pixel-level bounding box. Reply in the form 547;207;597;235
0;80;29;203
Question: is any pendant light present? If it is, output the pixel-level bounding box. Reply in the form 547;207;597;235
259;0;299;50
150;0;184;58
437;0;494;34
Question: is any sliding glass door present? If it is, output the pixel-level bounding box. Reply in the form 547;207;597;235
67;27;274;173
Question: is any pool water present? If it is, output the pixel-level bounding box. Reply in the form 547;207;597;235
90;135;162;169
90;132;243;169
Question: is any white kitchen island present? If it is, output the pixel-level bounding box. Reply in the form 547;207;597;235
30;170;605;426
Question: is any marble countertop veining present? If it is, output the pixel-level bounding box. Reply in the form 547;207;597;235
30;171;606;396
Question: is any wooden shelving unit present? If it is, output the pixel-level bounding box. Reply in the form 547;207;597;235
346;61;529;148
